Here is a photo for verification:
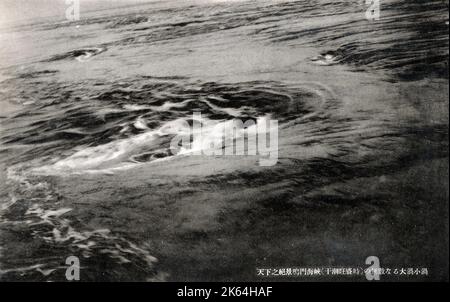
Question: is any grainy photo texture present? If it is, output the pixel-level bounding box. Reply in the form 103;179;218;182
0;0;448;282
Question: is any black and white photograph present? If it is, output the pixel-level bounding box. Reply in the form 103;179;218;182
0;0;448;285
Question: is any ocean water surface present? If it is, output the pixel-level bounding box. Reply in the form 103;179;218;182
0;0;448;281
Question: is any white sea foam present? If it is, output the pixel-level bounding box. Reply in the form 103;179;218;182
75;47;106;62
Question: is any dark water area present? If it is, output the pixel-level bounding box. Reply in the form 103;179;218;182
0;0;448;281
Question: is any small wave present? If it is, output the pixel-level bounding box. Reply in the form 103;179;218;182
107;15;149;29
45;47;107;63
17;70;59;79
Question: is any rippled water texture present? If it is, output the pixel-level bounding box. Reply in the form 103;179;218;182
0;0;448;281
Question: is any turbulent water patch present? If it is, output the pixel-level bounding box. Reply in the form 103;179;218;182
45;47;107;63
107;15;149;29
0;167;161;281
0;75;332;173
